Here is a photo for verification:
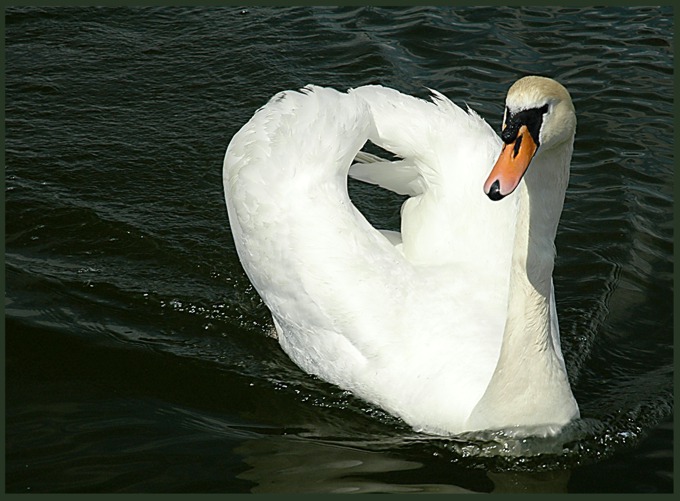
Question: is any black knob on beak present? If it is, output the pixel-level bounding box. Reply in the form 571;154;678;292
486;180;505;201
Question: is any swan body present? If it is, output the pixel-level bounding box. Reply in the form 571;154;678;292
223;76;579;435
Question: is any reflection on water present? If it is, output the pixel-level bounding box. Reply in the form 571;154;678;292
235;434;573;493
237;436;441;494
488;471;570;493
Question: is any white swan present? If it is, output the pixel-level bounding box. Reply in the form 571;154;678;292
223;76;579;436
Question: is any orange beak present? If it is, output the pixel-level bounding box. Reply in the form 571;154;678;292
484;125;538;201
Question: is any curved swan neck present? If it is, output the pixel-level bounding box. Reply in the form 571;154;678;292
497;161;564;360
466;142;577;431
504;174;560;347
514;145;571;294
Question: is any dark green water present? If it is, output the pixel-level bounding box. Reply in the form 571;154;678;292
5;6;673;493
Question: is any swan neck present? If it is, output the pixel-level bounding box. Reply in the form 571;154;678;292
506;177;558;343
466;145;576;431
508;146;570;344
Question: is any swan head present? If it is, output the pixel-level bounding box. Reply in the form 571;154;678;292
484;76;576;201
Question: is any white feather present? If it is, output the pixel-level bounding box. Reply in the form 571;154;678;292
223;77;579;435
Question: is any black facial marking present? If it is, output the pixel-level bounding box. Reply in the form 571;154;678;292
501;103;549;146
513;133;523;158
